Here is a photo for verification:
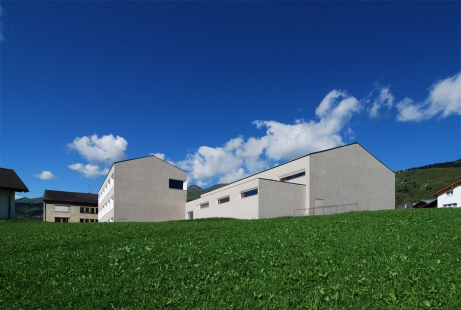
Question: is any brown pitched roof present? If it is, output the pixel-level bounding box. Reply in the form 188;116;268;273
43;190;97;206
432;180;461;197
0;168;29;192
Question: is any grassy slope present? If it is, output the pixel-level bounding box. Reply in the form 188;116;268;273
1;209;461;309
395;167;461;205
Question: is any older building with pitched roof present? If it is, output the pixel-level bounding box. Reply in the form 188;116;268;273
0;168;29;219
43;190;98;222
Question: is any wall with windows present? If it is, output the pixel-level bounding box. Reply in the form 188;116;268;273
185;178;260;220
437;185;461;208
99;155;187;222
43;202;98;223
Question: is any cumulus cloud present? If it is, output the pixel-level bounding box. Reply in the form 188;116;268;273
396;72;461;121
176;90;360;186
368;86;394;118
68;134;127;178
68;163;108;179
34;170;57;180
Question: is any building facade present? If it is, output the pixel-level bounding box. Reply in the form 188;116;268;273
432;180;461;208
186;143;395;220
43;190;98;222
98;155;187;222
0;168;29;219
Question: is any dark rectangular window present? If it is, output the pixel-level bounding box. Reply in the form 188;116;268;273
80;207;98;214
241;188;258;198
280;171;305;182
169;179;184;190
55;217;69;223
80;218;98;223
218;196;230;204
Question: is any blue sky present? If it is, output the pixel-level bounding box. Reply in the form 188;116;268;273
1;1;460;198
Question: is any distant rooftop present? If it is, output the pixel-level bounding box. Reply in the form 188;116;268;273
43;190;97;206
0;168;29;192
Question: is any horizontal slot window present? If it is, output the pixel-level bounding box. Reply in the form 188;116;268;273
200;202;209;209
169;179;185;190
55;205;69;213
218;196;230;204
241;188;258;198
280;171;305;182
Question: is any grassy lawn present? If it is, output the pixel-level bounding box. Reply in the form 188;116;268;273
1;209;461;309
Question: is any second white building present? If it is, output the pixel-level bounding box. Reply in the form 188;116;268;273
185;143;395;220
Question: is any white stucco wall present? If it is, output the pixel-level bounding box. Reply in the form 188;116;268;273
186;178;260;219
437;184;461;208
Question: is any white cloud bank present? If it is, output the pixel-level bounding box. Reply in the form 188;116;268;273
397;72;461;121
177;90;361;187
68;134;128;178
34;170;57;180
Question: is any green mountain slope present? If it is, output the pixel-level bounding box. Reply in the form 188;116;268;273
187;184;228;202
395;165;461;205
15;197;43;219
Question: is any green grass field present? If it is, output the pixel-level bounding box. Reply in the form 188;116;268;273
1;209;461;309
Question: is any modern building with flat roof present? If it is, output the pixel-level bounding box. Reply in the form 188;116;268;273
98;155;187;222
185;143;395;220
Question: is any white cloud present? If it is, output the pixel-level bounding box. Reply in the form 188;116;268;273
68;134;127;178
68;163;108;179
34;170;57;180
176;90;360;186
368;86;394;118
396;72;461;121
151;153;165;160
68;134;128;165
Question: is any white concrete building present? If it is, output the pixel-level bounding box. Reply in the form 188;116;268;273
432;180;461;208
186;143;395;220
98;155;187;222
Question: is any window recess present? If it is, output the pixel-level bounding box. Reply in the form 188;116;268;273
169;179;185;190
240;188;258;199
200;202;209;209
280;171;305;182
55;205;69;213
80;207;98;214
217;196;230;204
